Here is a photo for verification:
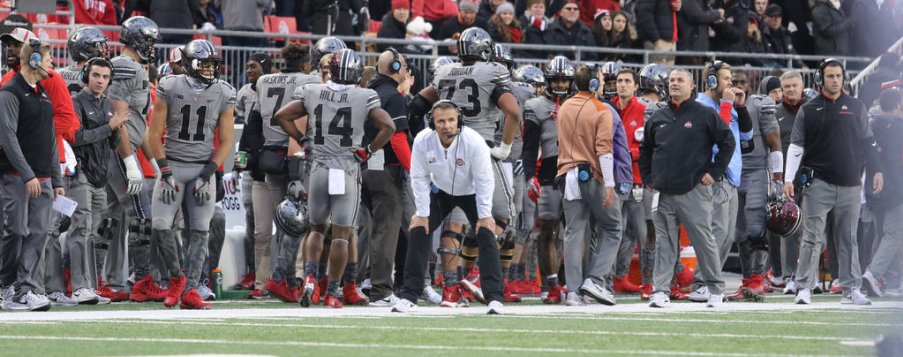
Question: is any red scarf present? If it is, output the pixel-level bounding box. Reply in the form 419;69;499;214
509;25;522;43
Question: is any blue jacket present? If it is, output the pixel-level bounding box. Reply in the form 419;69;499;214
697;92;752;187
604;102;633;188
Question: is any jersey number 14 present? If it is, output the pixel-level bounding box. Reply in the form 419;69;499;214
312;104;353;147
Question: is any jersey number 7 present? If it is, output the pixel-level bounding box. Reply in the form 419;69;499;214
438;79;482;117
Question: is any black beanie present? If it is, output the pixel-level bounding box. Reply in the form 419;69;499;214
249;52;273;74
759;76;781;96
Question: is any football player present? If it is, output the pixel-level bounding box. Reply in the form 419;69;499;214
275;49;395;308
147;39;235;309
521;56;574;304
58;26;108;95
248;41;328;302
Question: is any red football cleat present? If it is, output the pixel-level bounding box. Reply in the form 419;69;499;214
503;280;522;303
265;279;301;303
674;267;695;288
746;274;767;296
543;284;563;304
440;285;467;307
669;284;688;300
96;285;128;302
179;288;212;309
318;276;328;299
613;275;641;294
299;274;321;307
342;282;369;305
459;279;485;304
323;294;344;308
248;288;268;299
164;276;186;308
131;274;166;302
640;284;653;300
233;272;256;290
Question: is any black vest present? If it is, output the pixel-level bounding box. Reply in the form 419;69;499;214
0;73;55;178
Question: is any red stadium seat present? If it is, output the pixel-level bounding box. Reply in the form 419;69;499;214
369;20;382;34
265;16;299;43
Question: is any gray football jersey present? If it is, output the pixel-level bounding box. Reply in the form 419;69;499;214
432;61;511;141
741;95;779;170
107;55;151;149
257;72;320;146
157;75;236;163
495;81;534;163
524;96;559;159
57;64;84;95
235;83;257;125
294;83;380;170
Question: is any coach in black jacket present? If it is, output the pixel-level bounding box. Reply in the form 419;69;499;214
639;68;734;308
361;50;413;306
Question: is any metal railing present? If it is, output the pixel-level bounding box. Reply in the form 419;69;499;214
18;22;875;90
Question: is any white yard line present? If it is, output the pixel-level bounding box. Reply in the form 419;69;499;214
501;314;902;327
0;301;898;322
0;335;862;357
106;319;867;342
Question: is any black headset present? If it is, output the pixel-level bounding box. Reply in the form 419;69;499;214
814;58;845;86
385;47;404;74
80;57;114;84
427;100;464;130
27;39;42;69
706;60;725;91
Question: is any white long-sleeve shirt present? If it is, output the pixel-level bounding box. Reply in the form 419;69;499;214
411;126;495;219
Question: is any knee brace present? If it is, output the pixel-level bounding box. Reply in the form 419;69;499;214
437;246;461;257
441;230;464;243
462;233;479;249
495;219;510;244
500;236;515;251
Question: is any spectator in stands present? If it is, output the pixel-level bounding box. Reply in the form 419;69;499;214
303;0;361;38
437;0;486;55
860;53;903;109
412;0;459;39
74;0;119;26
403;16;435;55
543;0;594;58
478;0;506;24
578;0;620;27
762;4;804;69
377;0;411;52
811;0;851;56
676;0;723;64
601;10;638;62
520;0;550;58
770;0;815;56
752;0;768;24
636;0;680;65
488;2;522;45
195;0;223;30
592;9;613;47
844;0;887;58
217;0;267;47
710;0;748;56
149;0;198;45
742;15;767;67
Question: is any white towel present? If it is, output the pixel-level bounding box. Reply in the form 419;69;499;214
564;167;582;201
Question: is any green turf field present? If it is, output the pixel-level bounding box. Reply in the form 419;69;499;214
0;294;900;356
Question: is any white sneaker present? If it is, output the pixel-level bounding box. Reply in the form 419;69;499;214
579;278;616;305
47;291;78;307
2;291;51;311
795;288;812;304
72;288;100;305
197;284;216;301
688;286;710;302
0;285;14;302
391;298;417;313
706;293;724;308
565;292;586;306
862;271;882;297
841;289;872;305
369;294;400;307
424;285;442;305
487;300;504;315
360;278;372;291
649;291;670;308
783;280;798;295
813;282;824;294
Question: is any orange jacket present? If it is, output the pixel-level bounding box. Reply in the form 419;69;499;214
555;92;613;185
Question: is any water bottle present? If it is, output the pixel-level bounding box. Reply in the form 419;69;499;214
212;268;223;298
